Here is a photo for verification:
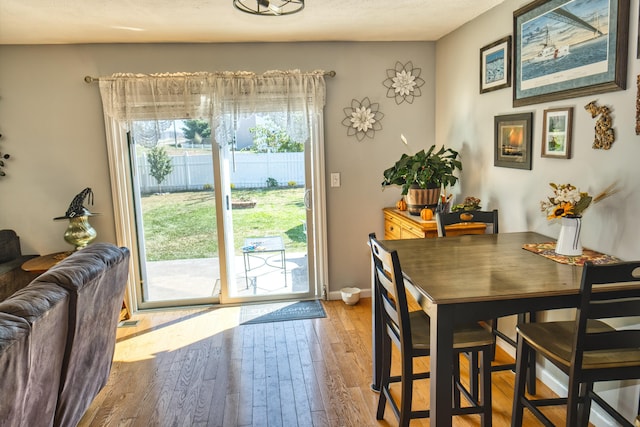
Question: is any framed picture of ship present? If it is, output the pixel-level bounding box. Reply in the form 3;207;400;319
480;36;512;93
494;112;533;170
513;0;629;107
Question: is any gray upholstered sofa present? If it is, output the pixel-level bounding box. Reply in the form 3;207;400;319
0;242;130;427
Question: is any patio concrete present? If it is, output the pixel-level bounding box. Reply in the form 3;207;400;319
144;252;309;302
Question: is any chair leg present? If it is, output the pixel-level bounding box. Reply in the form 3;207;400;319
511;337;530;427
480;347;493;427
526;311;537;396
470;351;480;400
453;353;461;409
399;351;414;427
376;336;392;420
489;318;498;360
566;376;582;426
572;382;593;427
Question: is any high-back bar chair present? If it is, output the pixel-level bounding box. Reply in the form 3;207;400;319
369;233;494;427
512;261;640;427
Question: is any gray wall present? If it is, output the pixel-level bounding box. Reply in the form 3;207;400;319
436;0;640;423
0;41;435;294
437;0;640;259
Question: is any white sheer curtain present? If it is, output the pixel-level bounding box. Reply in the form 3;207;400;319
98;69;327;145
211;70;326;146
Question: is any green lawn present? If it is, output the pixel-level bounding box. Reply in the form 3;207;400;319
141;188;306;261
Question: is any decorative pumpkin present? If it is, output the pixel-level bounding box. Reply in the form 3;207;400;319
420;208;434;220
460;212;474;221
396;199;407;211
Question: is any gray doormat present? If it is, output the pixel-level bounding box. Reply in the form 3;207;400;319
240;300;326;325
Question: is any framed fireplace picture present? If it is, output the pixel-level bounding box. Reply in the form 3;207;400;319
494;112;533;170
513;0;629;107
541;107;573;158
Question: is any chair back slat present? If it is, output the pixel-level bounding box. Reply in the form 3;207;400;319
583;262;640;285
380;290;400;329
572;261;640;367
584;330;640;351
589;298;640;319
369;233;413;353
436;210;499;237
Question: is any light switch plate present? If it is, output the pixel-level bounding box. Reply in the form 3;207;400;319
330;173;340;187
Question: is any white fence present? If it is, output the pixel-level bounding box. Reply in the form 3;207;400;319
137;152;305;193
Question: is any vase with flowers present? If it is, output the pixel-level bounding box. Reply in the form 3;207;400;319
540;182;618;256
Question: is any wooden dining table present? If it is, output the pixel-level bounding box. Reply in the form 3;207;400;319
372;231;589;427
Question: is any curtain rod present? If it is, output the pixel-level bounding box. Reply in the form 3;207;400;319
84;70;336;84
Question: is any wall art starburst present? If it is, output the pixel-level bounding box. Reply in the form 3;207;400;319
382;61;425;105
0;133;9;178
341;97;384;141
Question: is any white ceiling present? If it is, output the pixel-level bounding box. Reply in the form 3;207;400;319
0;0;506;45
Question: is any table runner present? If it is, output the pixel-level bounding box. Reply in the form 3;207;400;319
523;242;621;266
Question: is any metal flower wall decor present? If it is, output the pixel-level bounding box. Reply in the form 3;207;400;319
382;61;425;105
0;133;9;177
341;97;384;141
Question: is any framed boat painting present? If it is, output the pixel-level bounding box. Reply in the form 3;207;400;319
513;0;629;107
494;112;533;170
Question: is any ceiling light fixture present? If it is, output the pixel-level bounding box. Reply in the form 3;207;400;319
233;0;304;16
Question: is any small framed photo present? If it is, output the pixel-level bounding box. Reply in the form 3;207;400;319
494;112;533;170
541;107;573;158
480;36;512;94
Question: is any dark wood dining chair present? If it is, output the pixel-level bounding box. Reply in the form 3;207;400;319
369;233;494;427
436;209;537;395
512;261;640;427
435;209;499;237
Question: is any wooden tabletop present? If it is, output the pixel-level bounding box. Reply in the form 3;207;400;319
382;231;583;306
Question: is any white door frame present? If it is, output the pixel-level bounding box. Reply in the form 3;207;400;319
103;115;328;312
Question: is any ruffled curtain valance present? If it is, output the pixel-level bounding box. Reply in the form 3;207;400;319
98;70;327;145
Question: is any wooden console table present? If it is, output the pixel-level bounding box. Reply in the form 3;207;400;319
383;207;486;239
21;251;72;273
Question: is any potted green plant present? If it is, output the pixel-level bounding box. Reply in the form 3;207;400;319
382;144;462;215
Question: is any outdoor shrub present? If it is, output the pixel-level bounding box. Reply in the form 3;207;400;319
288;181;297;187
202;183;213;191
266;177;278;188
147;145;173;192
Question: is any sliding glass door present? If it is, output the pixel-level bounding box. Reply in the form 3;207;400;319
129;114;318;309
130;120;222;308
217;112;314;303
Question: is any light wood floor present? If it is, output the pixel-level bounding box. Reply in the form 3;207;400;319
79;298;568;427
